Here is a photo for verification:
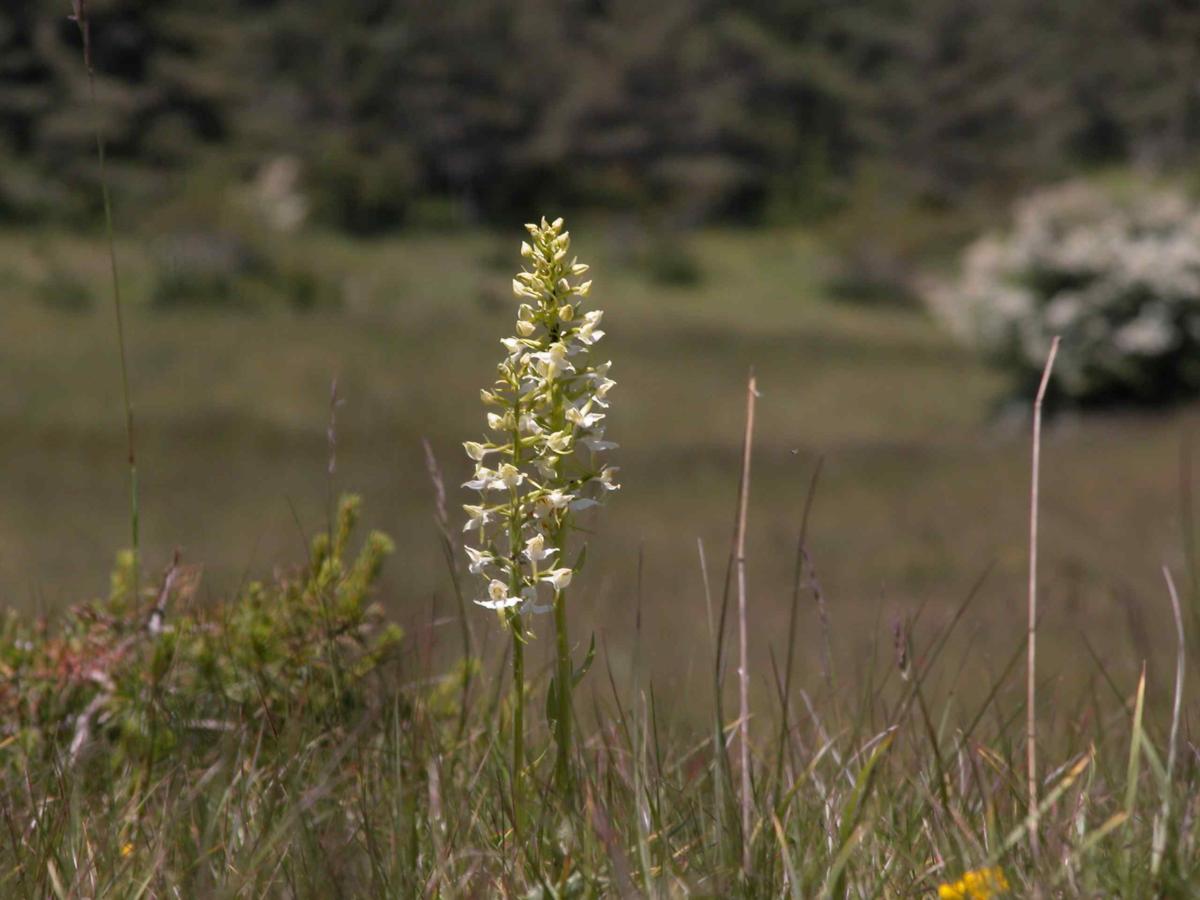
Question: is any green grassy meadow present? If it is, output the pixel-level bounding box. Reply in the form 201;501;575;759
3;224;1189;697
7;0;1200;887
6;222;1200;895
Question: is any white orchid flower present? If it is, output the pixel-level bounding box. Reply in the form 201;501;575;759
531;343;574;380
476;578;523;610
463;466;495;491
462;504;493;532
465;546;493;575
500;338;529;368
512;278;538;300
523;533;557;563
518;412;543;435
463;441;492;461
545;431;572;454
566;405;604;429
496;463;524;489
540;568;573;591
576;310;605;345
533;489;572;519
592;377;617;406
599;466;621;490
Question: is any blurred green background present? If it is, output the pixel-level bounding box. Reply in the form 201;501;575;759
3;0;1200;696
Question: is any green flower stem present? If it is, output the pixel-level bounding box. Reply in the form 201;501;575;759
553;586;572;795
507;398;526;833
507;609;525;838
548;374;574;795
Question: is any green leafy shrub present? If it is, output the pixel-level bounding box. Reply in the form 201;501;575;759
822;166;973;306
637;232;703;287
274;263;335;312
150;230;341;313
931;181;1200;404
150;231;262;310
0;495;400;769
307;138;419;235
33;264;94;313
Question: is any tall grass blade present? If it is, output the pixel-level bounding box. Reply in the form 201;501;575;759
422;438;474;738
1124;664;1146;820
772;814;804;900
776;459;823;805
998;749;1092;857
1152;565;1185;879
70;2;139;596
822;729;894;898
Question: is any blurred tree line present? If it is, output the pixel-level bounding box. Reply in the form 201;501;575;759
1;0;1198;232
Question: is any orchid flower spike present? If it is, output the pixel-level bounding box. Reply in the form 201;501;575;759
462;217;618;620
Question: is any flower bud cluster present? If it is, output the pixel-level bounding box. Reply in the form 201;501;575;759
463;218;618;615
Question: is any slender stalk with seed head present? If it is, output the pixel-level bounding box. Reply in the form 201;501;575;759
463;217;618;803
71;1;139;597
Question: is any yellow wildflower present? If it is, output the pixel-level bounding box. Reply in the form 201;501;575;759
937;866;1009;899
120;842;134;858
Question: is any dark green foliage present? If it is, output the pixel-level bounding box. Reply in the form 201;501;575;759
0;0;243;219
866;0;1080;201
820;164;981;304
150;231;259;309
2;0;1197;228
637;233;705;287
33;263;94;312
307;137;418;235
149;228;341;312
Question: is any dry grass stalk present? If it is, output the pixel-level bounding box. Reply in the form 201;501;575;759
1152;565;1186;878
1027;335;1060;851
735;370;758;872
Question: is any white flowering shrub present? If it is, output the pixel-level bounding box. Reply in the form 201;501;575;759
463;217;618;614
930;182;1200;403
